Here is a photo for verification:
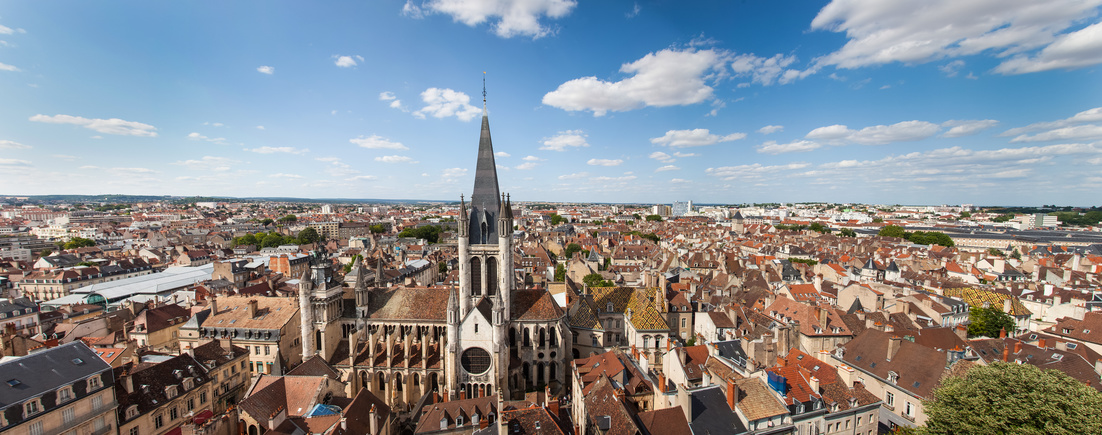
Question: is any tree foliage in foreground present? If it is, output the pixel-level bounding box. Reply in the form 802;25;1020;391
967;306;1015;338
922;361;1102;435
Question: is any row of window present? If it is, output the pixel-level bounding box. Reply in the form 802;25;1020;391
151;391;208;429
23;376;102;417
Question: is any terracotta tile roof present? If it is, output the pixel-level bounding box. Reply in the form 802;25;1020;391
734;377;789;421
414;394;498;433
582;375;642;435
206;296;300;330
636;406;692;435
501;406;565;435
1044;312;1102;345
839;329;947;399
287;355;341;378
511;289;564;321
133;303;191;333
367;287;450;321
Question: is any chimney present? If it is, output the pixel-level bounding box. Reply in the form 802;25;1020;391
123;373;134;393
1095;359;1102;376
819;307;828;330
340;417;347;432
1054;294;1062;306
369;405;377;434
887;336;901;361
1038;338;1047;349
838;364;855;388
1002;298;1013;315
955;324;967;341
809;376;820;394
1014;341;1022;354
1002;346;1009;362
657;373;666;393
999;328;1007;339
209;295;218;315
1056;341;1068;351
726;378;737;410
247;299;258;318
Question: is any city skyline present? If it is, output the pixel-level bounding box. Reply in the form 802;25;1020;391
2;1;1101;205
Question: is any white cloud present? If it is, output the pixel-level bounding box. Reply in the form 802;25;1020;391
256;125;265;130
515;162;539;170
270;173;305;179
186;132;227;144
810;0;1102;72
592;175;637;182
758;125;784;134
757;140;823;154
627;3;641;18
941;119;999;138
522;155;544;161
649;151;675;163
587;158;623;166
0;62;20;72
350;135;409;150
52;155;77;161
540;130;589;151
0;24;14;34
543;48;728;116
257;65;274;74
414;0;577;39
0;140;30;149
670;178;691;183
246;146;308;154
334;55;361;68
706;162;810;180
558;172;588;180
805;120;940;145
673;152;697;158
375;155;417;163
202;122;225;127
30;114;157;137
495;151;511;157
655;165;680;172
650;128;746;148
413;88;481;121
1002;107;1102;136
1009;124;1102;143
0;158;31;166
379;92;397;101
173;156;235;171
939;60;966;77
730;53;809;85
442;168;468;180
995;21;1102;74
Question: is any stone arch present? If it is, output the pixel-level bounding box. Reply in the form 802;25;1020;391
550;362;558;383
486;257;498;296
537;362;546;385
360;370;369;389
549;328;558;347
470;257;482;296
394;372;404;392
538;328;546;347
377;372;386;393
522;362;531;390
523;327;531;347
430;373;440;393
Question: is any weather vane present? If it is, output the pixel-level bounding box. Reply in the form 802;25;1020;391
482;71;487;104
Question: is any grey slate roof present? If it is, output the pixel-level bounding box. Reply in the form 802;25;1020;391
0;341;112;408
0;297;37;318
467;107;501;245
688;386;747;434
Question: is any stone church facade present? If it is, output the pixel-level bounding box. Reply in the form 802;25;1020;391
296;100;570;411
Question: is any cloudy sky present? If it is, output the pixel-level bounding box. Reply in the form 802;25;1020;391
2;1;1101;205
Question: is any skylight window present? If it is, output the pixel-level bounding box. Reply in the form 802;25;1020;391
7;379;20;387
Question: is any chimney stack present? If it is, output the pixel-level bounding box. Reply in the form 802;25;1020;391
809;376;820;393
726;378;737;410
954;324;967;341
1014;341;1022;354
1002;346;1009;362
819;307;828;330
247;299;258;318
369;405;377;434
887;336;901;361
1003;298;1013;315
657;373;666;393
838;364;855;388
209;295;218;315
1038;338;1047;349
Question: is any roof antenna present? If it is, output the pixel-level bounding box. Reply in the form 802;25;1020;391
482;71;487;108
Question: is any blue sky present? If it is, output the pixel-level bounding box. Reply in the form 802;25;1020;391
2;0;1101;205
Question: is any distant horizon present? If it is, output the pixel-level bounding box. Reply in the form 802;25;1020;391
0;193;1097;210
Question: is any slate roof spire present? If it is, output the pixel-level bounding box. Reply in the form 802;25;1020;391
468;76;501;245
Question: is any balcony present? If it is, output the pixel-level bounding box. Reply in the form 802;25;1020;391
44;400;118;435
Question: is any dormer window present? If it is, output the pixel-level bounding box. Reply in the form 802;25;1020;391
456;415;464;426
126;405;139;420
440;418;448;430
888;371;899;384
607;302;614;312
166;385;178;399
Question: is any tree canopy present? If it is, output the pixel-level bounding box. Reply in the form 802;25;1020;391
878;225;954;247
564;243;582;259
922;361;1102;435
839;228;857;237
549;213;566;225
278;214;297;223
583;273;613;288
297;227;322;244
398;225;442;243
63;237;96;250
554;264;566;281
967;306;1015;338
645;214;663;222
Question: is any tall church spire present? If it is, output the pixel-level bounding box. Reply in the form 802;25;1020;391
468;76;501;245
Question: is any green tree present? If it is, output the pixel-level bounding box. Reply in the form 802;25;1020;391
39;249;52;257
554;264;566;281
878;225;907;238
278;214;297;223
992;213;1015;223
922;361;1102;435
343;254;362;273
234;233;258;247
645;214;663;222
872;217;884;223
839;228;857;237
398;225;442;243
260;233;286;248
63;237;97;250
808;222;830;233
988;248;1005;257
549;214;566;225
967;306;1016;338
583;273;613;288
1010;249;1021;260
298;227;322;244
260;218;274;226
564;243;582;259
370;224;386;234
438;261;448;275
960;211;972;218
632;213;641;220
